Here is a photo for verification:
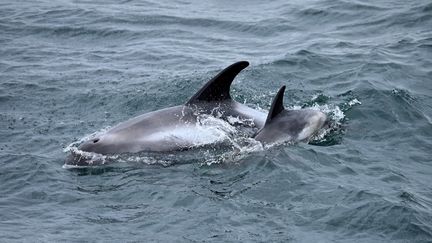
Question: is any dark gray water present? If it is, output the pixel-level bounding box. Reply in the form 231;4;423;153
1;0;432;242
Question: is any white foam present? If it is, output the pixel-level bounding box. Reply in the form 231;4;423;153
348;98;362;106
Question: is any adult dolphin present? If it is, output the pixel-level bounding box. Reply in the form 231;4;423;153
68;62;265;159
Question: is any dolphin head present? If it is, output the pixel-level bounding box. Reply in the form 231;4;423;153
295;110;327;141
254;86;327;144
63;137;108;166
64;135;131;166
77;134;136;155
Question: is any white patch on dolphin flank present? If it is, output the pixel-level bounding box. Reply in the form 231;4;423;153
144;115;236;148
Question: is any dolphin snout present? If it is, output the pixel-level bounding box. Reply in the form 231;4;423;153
64;138;107;166
296;111;327;141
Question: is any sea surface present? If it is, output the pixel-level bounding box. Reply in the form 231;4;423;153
1;0;432;242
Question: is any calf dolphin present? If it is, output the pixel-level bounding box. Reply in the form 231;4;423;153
65;61;327;166
254;86;327;144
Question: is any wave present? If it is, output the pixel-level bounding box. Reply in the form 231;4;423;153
325;190;432;241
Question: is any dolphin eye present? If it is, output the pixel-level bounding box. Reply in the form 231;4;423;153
93;138;100;143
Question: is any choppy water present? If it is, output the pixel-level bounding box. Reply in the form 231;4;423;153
1;0;432;242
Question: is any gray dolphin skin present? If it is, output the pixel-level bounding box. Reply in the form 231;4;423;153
66;61;327;165
254;86;327;144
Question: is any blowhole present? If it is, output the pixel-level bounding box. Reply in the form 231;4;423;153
93;138;100;143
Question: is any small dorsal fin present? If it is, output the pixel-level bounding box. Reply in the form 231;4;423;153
264;86;286;125
186;61;249;104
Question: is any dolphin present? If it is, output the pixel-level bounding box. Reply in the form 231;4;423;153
65;61;327;166
254;85;327;144
66;61;265;163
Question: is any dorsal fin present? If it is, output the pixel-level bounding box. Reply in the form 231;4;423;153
264;86;286;125
186;61;249;104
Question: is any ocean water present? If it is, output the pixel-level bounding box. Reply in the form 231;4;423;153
1;0;432;242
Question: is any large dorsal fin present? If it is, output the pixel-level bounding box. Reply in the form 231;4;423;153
186;61;249;104
264;86;286;125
